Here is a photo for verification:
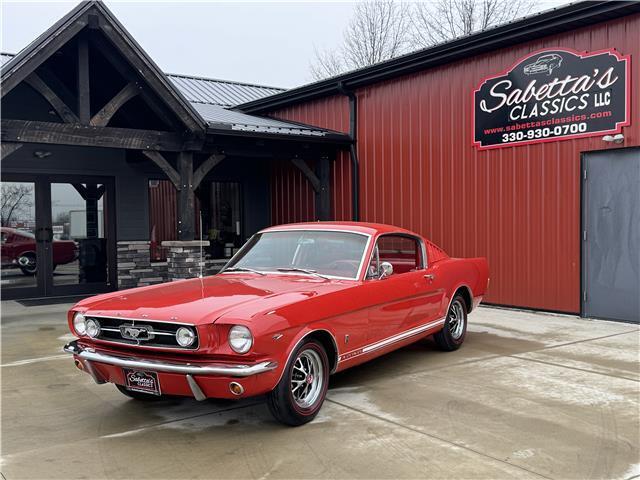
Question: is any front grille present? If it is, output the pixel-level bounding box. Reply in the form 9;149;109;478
86;316;199;350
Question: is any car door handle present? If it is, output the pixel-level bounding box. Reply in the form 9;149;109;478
424;274;435;281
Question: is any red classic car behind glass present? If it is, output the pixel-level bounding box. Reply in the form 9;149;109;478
1;227;77;275
64;222;489;426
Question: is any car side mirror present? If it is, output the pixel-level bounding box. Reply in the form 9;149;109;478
379;261;393;279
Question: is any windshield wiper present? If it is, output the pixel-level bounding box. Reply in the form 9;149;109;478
276;267;328;280
223;267;265;276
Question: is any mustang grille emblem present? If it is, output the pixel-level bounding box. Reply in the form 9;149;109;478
120;324;155;341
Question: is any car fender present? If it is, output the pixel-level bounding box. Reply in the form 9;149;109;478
441;282;474;318
272;324;340;387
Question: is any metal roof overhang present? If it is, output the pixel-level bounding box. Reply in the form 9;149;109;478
204;124;352;146
237;1;640;113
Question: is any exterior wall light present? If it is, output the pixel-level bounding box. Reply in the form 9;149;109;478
602;134;624;144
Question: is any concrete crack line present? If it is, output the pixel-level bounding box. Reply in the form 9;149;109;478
508;354;639;383
97;401;262;438
389;328;640;380
529;329;639;353
326;398;553;480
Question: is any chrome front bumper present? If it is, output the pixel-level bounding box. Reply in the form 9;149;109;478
63;340;278;377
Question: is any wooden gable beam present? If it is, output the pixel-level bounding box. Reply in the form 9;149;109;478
90;35;183;132
141;151;181;188
96;17;203;133
192;153;225;189
90;82;140;127
1;143;24;161
291;158;320;192
24;73;80;124
1;119;185;152
77;33;91;124
0;16;88;96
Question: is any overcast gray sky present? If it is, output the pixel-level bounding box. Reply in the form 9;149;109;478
1;0;569;89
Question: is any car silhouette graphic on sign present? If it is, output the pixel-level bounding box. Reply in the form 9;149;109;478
523;53;563;75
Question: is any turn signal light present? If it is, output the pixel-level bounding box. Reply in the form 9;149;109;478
229;382;244;396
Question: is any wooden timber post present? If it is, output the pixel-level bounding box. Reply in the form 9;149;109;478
291;156;331;221
316;156;331;221
177;151;195;241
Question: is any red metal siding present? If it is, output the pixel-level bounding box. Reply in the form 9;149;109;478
149;180;201;260
149;180;177;261
268;14;640;313
269;96;352;223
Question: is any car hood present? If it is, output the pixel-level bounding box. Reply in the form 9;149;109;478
77;274;354;325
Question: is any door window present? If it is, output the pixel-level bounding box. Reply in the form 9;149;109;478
51;183;107;286
367;235;423;279
0;181;37;289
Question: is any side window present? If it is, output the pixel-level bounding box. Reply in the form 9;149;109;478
367;235;423;278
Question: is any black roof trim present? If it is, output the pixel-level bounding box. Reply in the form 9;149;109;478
238;1;640;113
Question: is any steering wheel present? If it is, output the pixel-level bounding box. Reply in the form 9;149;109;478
326;260;359;276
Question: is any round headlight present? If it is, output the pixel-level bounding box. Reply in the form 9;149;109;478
176;327;196;347
85;318;101;338
229;325;253;354
73;312;87;336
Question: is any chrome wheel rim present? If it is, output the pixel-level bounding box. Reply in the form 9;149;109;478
291;348;324;409
448;300;465;340
18;255;36;272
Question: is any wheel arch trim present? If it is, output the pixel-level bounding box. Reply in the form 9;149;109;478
445;283;474;316
274;327;340;387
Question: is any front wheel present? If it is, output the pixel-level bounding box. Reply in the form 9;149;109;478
434;294;467;351
267;339;329;426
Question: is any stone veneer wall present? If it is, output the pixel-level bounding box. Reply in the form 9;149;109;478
116;241;166;289
162;240;210;281
117;241;228;290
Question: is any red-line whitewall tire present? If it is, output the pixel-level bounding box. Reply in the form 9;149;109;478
434;294;468;351
267;339;329;426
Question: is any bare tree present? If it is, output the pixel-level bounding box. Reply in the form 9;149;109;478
309;47;346;82
310;0;411;81
1;184;34;227
411;0;533;47
310;0;534;81
343;1;411;68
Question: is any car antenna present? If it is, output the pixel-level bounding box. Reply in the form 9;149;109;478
199;212;204;279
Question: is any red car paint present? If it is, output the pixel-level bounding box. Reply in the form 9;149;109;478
1;227;77;271
67;222;488;401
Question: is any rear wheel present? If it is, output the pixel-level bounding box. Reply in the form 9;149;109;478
115;384;165;401
434;294;467;351
267;339;329;426
18;253;37;276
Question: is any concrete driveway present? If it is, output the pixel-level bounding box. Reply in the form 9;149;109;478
1;301;638;479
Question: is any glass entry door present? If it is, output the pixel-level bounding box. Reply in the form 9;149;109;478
1;174;116;299
1;180;39;297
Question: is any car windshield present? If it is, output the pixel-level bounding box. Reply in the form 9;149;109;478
14;230;35;239
225;230;369;279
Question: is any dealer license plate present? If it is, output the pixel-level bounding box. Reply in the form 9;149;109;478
123;369;161;395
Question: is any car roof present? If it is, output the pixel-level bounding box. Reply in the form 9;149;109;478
260;221;420;237
1;227;31;236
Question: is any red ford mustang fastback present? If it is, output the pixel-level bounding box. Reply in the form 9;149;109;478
64;222;488;425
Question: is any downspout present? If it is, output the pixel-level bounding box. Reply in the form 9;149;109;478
337;82;359;221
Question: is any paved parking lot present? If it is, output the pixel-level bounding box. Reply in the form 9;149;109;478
1;301;638;479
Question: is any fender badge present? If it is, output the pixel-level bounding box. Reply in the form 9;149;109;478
272;334;283;341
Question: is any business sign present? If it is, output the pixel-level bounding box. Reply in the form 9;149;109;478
473;48;630;150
